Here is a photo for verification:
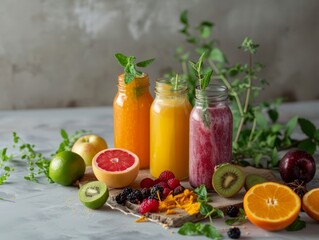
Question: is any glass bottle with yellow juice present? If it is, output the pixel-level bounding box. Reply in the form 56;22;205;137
150;78;191;179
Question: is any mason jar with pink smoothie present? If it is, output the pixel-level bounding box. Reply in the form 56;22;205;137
189;84;233;190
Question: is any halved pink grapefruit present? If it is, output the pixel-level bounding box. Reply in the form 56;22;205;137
92;148;139;188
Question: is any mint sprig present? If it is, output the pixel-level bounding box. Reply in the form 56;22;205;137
190;52;213;91
178;222;222;240
114;53;155;84
178;185;223;240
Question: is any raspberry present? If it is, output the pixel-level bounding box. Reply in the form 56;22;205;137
158;170;175;182
226;205;239;218
127;189;143;204
139;199;159;214
163;188;172;199
140;178;155;188
115;192;127;205
153;178;161;185
173;185;185;196
227;227;241;239
167;178;180;189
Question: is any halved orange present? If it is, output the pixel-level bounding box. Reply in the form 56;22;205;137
302;188;319;222
243;182;301;231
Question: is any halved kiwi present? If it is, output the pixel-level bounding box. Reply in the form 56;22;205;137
78;181;109;209
212;163;245;198
244;174;267;191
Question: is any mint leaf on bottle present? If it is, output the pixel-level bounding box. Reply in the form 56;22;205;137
114;52;155;84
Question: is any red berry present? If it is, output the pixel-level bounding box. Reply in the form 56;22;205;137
167;178;180;190
156;181;169;189
158;171;175;182
153;178;162;185
139;199;159;214
163;188;172;199
140;178;154;188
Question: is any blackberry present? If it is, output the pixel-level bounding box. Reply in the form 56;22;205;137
122;187;133;197
173;185;185;196
115;192;127;205
141;188;151;200
127;189;143;204
227;227;241;239
150;185;164;200
226;205;240;218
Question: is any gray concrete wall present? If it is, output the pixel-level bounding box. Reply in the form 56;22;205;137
0;0;318;110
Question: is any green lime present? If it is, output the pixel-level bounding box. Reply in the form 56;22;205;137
49;151;86;186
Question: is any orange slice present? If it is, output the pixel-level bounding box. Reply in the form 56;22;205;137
92;148;139;188
243;182;301;231
302;188;319;222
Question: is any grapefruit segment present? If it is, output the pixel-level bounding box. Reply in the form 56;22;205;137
92;148;139;188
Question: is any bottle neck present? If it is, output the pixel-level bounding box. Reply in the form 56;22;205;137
117;73;150;93
155;78;188;98
195;84;228;107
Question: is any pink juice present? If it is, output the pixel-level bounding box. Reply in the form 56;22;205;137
189;101;232;190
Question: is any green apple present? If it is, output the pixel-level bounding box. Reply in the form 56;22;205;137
71;134;108;166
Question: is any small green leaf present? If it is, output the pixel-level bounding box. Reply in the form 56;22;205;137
60;129;68;139
298;118;316;138
198;21;213;39
180;10;188;25
314;129;319;141
124;73;135;84
178;222;201;236
298;139;316;155
114;53;128;67
286;116;298;136
209;48;225;63
268;109;279;123
201;69;213;90
255;112;267;129
286;216;306;231
136;58;155;68
239;37;259;54
202;224;222;239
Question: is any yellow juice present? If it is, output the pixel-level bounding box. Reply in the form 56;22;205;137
150;80;191;179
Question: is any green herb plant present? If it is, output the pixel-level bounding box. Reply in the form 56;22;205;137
178;185;223;240
168;10;319;168
114;53;155;84
0;129;90;185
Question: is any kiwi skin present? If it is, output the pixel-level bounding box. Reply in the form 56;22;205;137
244;174;267;191
79;181;109;209
212;164;245;198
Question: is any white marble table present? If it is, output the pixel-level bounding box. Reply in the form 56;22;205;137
0;102;319;240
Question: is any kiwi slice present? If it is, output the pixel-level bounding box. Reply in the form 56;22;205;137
244;174;267;191
78;181;109;209
212;164;245;198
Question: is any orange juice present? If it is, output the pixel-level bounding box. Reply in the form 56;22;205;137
150;79;191;179
113;73;153;169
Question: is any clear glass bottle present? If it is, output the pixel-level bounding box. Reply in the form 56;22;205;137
189;84;233;189
150;79;191;179
113;73;153;169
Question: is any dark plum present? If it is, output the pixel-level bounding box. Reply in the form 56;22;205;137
279;150;316;184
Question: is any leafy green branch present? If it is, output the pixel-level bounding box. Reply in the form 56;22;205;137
178;185;223;240
168;10;319;168
0;129;91;185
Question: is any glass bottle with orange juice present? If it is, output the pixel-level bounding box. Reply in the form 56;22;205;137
150;78;191;179
113;73;153;169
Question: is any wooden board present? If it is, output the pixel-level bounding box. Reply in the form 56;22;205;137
78;166;277;227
